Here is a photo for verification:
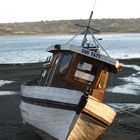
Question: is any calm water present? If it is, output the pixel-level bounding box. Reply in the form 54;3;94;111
0;33;140;63
0;33;140;95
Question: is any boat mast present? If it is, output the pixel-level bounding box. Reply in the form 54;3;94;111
82;11;93;46
82;0;97;47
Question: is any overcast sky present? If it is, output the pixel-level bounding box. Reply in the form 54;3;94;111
0;0;139;23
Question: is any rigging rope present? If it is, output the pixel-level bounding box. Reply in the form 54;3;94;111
64;27;86;45
89;29;110;56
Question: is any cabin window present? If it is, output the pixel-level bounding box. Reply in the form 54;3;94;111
74;62;97;84
59;54;72;75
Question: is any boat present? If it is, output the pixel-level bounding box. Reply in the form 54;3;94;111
19;10;121;140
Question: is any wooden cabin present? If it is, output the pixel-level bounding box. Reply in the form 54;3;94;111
38;44;118;102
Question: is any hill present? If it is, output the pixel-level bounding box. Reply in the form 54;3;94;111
0;18;140;35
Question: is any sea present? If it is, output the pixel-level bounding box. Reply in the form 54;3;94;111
0;33;140;97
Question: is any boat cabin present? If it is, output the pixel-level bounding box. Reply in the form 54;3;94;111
38;44;120;102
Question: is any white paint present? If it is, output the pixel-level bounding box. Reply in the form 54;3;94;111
21;86;83;105
20;101;76;140
20;85;83;139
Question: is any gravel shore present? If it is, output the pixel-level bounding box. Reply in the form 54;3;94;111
0;61;139;140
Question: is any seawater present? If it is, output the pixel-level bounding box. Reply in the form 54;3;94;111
0;33;140;63
0;33;140;95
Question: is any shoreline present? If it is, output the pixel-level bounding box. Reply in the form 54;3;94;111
0;32;140;37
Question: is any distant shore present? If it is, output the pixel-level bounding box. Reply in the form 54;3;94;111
0;18;140;35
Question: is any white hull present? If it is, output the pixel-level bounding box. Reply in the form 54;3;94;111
21;85;83;105
20;101;77;140
20;85;116;140
20;85;83;140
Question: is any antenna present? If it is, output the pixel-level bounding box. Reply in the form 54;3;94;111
92;0;97;13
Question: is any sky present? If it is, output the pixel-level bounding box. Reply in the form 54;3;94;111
0;0;140;23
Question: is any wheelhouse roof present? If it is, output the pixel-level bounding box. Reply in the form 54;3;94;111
46;44;120;73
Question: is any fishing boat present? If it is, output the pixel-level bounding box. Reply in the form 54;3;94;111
19;10;121;140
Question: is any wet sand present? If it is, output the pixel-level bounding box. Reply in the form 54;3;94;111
0;94;140;140
0;95;42;140
0;61;140;140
